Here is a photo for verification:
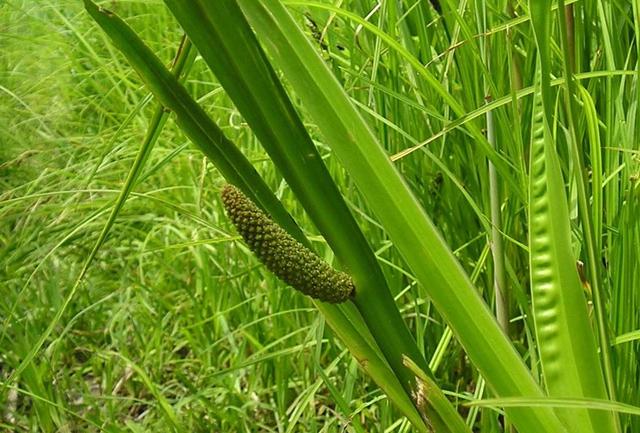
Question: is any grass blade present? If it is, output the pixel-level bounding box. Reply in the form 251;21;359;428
82;2;428;429
529;2;618;431
556;2;620;419
161;2;467;431
0;31;193;409
528;84;615;433
237;2;568;433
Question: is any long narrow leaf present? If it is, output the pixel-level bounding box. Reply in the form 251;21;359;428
0;29;194;405
160;3;469;432
528;83;616;433
82;2;428;430
528;1;618;431
236;2;569;433
556;1;620;418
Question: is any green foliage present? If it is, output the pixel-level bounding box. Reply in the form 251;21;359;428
1;1;639;432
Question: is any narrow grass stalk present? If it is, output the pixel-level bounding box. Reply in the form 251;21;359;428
481;23;509;333
487;108;508;331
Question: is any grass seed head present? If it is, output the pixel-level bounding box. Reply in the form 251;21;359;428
221;184;354;303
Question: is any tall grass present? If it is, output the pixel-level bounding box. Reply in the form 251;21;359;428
1;1;639;432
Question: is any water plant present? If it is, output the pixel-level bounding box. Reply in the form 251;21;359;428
1;1;638;431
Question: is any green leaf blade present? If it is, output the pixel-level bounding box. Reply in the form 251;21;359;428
528;86;617;433
82;1;430;430
160;3;466;432
238;2;568;433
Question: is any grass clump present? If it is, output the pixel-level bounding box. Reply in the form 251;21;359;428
1;1;639;432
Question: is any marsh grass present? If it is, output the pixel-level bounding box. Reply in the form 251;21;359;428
1;1;639;432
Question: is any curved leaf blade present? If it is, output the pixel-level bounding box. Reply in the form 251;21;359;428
237;2;568;433
160;3;469;432
527;83;618;433
529;2;618;431
82;1;429;430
